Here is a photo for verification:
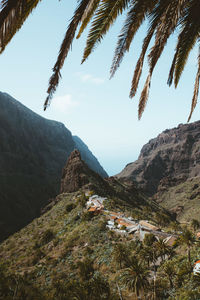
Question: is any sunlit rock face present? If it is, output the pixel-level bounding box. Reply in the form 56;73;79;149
117;121;200;195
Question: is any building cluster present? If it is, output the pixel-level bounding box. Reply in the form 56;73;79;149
86;194;177;245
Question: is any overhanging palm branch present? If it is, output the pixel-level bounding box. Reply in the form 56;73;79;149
81;0;130;64
0;0;41;53
110;0;158;79
187;47;200;122
137;0;187;118
76;0;101;39
44;0;93;110
0;0;200;120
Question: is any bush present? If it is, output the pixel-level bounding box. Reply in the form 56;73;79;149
40;229;54;245
66;203;76;213
77;193;88;208
81;211;94;221
32;248;45;265
120;225;127;231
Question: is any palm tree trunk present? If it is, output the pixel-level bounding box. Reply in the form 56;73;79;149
116;283;124;300
135;281;139;300
153;250;156;300
169;276;173;289
187;246;191;265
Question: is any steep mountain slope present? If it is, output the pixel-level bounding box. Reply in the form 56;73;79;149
117;121;200;194
0;151;173;299
72;136;107;178
59;150;162;211
0;92;107;241
117;121;200;221
60;150;110;194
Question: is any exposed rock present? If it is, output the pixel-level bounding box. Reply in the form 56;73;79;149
0;92;107;241
72;136;107;178
117;121;200;195
60;150;109;193
59;150;162;215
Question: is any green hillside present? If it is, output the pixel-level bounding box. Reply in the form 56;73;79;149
1;185;200;299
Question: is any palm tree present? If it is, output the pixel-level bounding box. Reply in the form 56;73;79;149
120;256;149;300
1;0;200;120
169;221;181;234
154;238;171;262
112;243;129;269
177;229;195;265
191;219;200;232
160;260;176;289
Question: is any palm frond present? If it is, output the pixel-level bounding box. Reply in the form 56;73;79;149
167;52;178;86
81;0;129;64
188;47;200;122
76;0;101;39
174;0;200;87
134;0;186;118
110;0;157;78
0;0;41;53
138;74;151;119
129;27;155;98
44;0;92;110
129;0;174;99
148;0;185;74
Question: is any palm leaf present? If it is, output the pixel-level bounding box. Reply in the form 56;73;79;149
44;0;92;110
136;0;186;119
110;0;157;78
81;0;130;64
148;0;185;74
76;0;101;39
188;47;200;122
129;26;155;98
174;0;200;87
0;0;41;53
138;74;151;119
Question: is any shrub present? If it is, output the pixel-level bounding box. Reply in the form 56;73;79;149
32;248;45;265
81;211;94;221
120;225;127;231
66;203;76;213
40;229;54;245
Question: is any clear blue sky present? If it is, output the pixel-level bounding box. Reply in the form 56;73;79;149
0;1;199;175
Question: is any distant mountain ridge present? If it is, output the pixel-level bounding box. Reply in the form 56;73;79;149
117;121;200;194
0;92;107;241
117;121;200;221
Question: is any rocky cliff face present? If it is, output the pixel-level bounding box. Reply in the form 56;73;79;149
60;150;160;213
60;150;109;194
72;136;107;178
0;92;107;241
117;121;200;196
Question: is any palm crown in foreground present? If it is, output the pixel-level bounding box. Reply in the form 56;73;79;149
0;0;200;120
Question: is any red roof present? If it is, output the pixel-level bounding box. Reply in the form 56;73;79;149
88;207;97;212
110;216;117;220
194;260;200;265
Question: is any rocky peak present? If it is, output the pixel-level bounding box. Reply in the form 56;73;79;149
61;150;108;193
117;120;200;195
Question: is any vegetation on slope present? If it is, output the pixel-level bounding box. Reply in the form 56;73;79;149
1;189;200;299
155;177;200;223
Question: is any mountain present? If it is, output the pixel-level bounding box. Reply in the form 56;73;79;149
59;149;161;211
117;121;200;221
60;149;110;194
0;150;173;300
0;92;107;241
72;136;107;178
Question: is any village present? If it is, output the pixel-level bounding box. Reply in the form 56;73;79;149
86;193;177;247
